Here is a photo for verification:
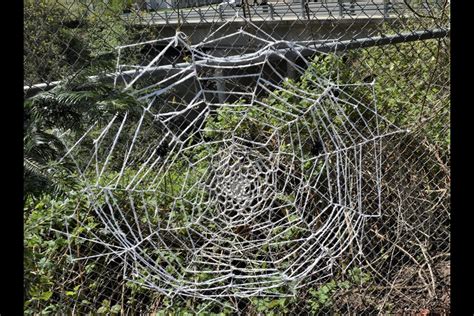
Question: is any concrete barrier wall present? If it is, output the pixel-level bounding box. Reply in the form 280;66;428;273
146;0;222;9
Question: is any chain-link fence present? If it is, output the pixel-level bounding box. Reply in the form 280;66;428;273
24;0;450;314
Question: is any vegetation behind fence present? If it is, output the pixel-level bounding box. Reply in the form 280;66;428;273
24;0;450;314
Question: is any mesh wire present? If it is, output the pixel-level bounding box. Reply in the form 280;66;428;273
24;0;450;314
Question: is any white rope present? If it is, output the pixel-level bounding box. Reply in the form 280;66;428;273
59;20;407;301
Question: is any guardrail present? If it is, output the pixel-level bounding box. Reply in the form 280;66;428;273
124;0;445;25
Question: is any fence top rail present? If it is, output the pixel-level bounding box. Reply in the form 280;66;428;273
23;27;449;97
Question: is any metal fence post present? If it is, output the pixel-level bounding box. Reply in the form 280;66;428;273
383;0;389;18
219;5;224;20
338;0;344;18
198;8;203;21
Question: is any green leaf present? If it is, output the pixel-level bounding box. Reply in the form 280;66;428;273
110;304;122;313
267;298;286;308
338;281;351;289
39;291;53;301
318;294;328;303
97;306;109;313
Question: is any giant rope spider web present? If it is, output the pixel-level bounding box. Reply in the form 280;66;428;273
59;20;408;301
